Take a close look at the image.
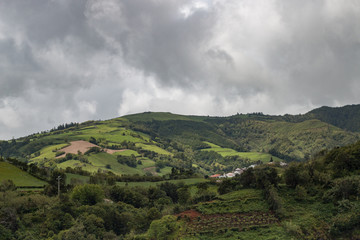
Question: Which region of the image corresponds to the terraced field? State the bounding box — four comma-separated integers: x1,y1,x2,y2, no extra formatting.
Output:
179,189,284,239
180,211,279,237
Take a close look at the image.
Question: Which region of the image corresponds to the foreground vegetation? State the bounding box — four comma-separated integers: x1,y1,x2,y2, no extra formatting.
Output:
1,139,360,239
1,105,360,239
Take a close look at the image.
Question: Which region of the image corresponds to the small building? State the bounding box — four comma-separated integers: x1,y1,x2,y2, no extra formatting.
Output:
226,173,235,178
210,174,221,178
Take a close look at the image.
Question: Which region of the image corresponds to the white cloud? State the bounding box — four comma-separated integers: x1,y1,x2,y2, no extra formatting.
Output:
0,101,21,129
0,0,360,139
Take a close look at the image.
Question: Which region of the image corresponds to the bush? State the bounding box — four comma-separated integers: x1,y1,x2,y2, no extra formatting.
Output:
265,185,285,218
294,185,308,201
323,175,360,202
55,151,65,157
0,180,16,192
84,147,102,155
147,215,181,240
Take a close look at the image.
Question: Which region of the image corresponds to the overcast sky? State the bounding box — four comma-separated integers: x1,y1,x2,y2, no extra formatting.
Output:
1,0,360,139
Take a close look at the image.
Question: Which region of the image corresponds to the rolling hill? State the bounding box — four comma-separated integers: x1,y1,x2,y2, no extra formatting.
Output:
0,104,359,176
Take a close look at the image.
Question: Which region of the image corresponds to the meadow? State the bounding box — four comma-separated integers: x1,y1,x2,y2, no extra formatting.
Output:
202,142,282,162
0,162,46,187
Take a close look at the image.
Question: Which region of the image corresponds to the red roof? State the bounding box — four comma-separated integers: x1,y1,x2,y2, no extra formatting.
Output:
210,174,221,178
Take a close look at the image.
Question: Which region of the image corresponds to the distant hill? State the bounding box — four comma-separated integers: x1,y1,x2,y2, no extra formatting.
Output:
306,104,360,132
0,104,359,175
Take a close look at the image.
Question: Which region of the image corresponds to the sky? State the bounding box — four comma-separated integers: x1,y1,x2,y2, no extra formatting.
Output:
1,0,360,139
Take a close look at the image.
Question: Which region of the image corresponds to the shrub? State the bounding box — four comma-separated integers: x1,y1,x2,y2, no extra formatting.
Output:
147,215,181,240
295,185,308,201
323,175,360,202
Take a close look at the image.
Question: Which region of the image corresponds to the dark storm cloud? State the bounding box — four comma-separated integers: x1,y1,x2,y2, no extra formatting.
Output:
0,0,360,139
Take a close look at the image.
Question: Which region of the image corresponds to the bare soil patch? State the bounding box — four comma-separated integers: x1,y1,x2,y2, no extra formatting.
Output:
56,140,127,158
60,141,98,155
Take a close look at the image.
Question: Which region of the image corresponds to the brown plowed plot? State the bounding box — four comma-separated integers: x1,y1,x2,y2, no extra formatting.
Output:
60,141,98,155
179,211,279,236
57,140,126,158
105,149,126,154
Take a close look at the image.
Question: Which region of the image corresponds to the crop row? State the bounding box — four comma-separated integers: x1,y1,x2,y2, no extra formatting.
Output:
182,212,278,236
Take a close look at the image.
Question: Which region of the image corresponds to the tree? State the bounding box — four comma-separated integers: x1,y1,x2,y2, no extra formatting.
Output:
284,163,310,188
0,180,16,192
71,184,104,205
159,182,178,203
177,187,190,204
44,170,66,196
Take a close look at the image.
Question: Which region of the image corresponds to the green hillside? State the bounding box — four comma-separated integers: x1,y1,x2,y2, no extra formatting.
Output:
1,104,360,178
0,161,46,187
307,104,360,132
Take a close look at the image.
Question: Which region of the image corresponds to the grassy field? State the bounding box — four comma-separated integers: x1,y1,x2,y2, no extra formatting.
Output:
65,173,90,185
113,149,140,157
136,143,173,156
203,142,282,162
0,162,46,187
88,152,144,175
30,143,69,162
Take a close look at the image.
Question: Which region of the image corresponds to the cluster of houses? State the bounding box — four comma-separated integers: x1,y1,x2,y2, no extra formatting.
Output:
210,162,288,179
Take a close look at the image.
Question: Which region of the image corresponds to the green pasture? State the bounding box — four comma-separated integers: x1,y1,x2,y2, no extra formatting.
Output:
87,152,144,175
0,162,46,187
57,160,100,173
113,149,140,157
31,143,69,161
136,159,155,169
203,142,282,162
136,143,173,156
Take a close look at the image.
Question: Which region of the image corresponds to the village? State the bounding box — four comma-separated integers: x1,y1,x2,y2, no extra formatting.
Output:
209,161,288,179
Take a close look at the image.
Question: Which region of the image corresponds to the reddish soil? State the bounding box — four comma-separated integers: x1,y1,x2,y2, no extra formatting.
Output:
56,140,127,158
176,210,202,219
60,141,97,155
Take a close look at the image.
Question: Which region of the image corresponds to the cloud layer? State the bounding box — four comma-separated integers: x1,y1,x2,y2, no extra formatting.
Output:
0,0,360,139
